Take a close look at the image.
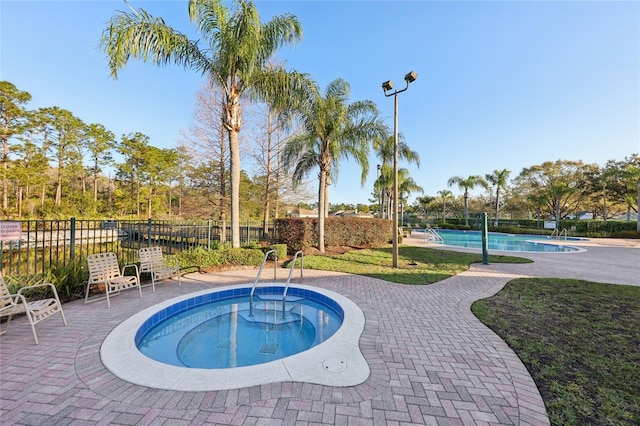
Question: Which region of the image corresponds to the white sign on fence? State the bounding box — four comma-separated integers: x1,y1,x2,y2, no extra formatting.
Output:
0,221,22,241
543,221,557,229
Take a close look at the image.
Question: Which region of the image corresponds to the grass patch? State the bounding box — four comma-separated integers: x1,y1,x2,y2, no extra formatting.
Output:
301,245,530,285
472,278,640,425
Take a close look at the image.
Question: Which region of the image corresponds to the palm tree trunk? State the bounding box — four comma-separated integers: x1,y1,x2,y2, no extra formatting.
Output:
464,190,469,226
324,183,329,218
495,187,500,226
318,168,327,252
229,129,241,248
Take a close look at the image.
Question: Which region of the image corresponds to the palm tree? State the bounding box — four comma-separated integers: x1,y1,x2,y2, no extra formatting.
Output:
398,170,423,225
415,195,436,225
485,169,510,226
447,175,488,226
437,189,454,223
282,78,385,252
373,132,420,219
101,0,307,247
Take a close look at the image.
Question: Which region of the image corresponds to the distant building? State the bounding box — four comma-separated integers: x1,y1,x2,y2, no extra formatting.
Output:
288,208,318,218
333,209,374,218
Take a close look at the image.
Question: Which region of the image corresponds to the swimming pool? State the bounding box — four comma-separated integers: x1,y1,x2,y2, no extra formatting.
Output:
422,229,584,252
101,284,369,391
136,286,343,369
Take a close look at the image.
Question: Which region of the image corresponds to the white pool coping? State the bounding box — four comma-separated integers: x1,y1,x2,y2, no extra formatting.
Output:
100,283,370,391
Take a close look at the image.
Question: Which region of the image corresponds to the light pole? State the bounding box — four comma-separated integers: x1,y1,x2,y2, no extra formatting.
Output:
377,164,383,218
382,70,417,268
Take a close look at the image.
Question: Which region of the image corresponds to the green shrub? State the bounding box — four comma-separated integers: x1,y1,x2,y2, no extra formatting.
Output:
175,246,264,271
438,222,470,230
275,217,391,250
268,244,288,259
610,230,640,239
275,218,317,252
49,257,88,299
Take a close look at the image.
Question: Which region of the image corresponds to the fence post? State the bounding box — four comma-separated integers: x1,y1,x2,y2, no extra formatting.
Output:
70,217,76,260
147,218,152,247
207,219,211,249
481,212,489,265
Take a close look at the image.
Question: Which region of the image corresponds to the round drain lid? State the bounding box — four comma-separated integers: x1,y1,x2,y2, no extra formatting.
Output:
323,358,346,372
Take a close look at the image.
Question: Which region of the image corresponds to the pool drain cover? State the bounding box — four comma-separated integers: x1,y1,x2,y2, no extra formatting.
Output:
323,358,346,373
259,342,279,354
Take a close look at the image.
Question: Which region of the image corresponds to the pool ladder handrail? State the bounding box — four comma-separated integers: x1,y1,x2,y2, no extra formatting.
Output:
249,249,277,317
424,226,443,243
282,250,304,306
550,228,568,240
249,250,304,318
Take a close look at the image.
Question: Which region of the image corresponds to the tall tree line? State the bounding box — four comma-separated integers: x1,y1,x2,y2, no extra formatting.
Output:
414,157,639,232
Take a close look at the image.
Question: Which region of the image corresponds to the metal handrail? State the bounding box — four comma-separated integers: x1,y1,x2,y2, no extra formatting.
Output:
550,228,568,240
424,226,443,242
249,249,277,316
282,250,304,304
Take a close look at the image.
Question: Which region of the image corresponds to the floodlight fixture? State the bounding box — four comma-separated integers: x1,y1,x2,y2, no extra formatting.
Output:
404,71,417,84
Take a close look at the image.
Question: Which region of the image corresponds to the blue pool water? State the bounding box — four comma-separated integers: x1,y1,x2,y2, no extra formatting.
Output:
136,286,343,369
428,229,581,252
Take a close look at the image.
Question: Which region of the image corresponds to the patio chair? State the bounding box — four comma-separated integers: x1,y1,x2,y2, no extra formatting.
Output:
138,247,181,292
0,273,67,344
85,252,141,308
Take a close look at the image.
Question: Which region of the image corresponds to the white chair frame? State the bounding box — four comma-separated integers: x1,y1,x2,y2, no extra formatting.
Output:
86,252,141,308
138,247,181,292
0,275,67,345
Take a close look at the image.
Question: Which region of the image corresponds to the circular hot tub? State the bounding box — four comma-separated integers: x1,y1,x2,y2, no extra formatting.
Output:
101,284,369,391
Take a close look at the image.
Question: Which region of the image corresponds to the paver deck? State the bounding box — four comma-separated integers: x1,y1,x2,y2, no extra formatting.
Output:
1,236,638,425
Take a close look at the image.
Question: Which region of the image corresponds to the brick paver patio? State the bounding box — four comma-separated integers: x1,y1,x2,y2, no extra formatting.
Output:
1,236,638,425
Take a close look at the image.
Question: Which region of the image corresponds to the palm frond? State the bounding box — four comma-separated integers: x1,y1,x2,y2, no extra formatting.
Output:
101,9,208,78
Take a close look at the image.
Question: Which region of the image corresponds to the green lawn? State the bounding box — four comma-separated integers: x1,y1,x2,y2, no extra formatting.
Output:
302,245,640,426
301,245,530,284
473,278,640,425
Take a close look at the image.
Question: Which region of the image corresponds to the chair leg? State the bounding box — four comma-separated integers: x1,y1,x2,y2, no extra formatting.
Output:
24,311,39,345
0,315,14,336
59,307,68,327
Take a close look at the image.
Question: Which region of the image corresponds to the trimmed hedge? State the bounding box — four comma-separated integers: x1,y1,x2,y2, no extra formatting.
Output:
275,217,392,251
175,246,265,272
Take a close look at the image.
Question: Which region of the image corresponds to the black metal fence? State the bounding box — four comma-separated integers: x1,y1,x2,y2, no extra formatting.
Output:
0,219,274,277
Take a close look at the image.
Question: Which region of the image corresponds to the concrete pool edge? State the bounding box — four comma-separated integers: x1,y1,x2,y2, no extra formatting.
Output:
100,283,370,391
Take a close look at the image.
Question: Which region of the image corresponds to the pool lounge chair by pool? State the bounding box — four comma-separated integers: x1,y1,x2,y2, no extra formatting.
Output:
0,273,67,344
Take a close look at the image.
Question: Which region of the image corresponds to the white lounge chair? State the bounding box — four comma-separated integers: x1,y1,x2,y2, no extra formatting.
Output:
138,247,181,292
0,273,67,344
86,252,141,307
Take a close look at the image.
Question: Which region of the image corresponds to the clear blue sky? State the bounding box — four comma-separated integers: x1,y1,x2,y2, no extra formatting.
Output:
2,0,639,207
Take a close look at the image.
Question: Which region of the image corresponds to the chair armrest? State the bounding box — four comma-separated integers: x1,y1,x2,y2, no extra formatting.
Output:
139,260,152,273
18,283,61,300
122,263,140,278
18,282,56,294
0,292,29,310
0,293,26,305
